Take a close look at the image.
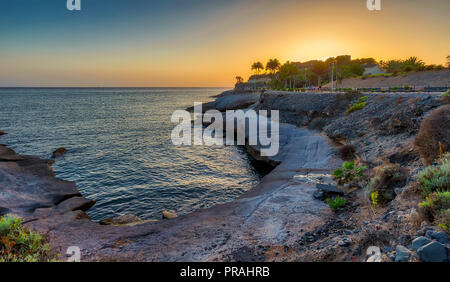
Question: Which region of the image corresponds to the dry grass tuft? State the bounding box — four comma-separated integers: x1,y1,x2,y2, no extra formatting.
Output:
338,144,356,161
367,163,409,204
414,105,450,165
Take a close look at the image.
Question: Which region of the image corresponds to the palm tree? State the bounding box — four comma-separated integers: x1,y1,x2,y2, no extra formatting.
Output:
447,55,450,68
265,58,281,75
403,56,425,72
251,61,264,75
235,76,244,84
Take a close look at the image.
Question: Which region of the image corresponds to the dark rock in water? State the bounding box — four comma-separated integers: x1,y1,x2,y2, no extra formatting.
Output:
426,231,450,245
52,147,67,158
0,131,6,136
417,241,448,262
100,214,142,226
412,236,432,252
162,210,178,219
314,184,344,200
395,245,411,262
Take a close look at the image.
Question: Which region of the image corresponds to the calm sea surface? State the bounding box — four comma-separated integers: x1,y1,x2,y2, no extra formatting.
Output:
0,88,266,220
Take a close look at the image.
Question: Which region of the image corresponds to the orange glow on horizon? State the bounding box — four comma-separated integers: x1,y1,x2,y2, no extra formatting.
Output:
1,0,449,87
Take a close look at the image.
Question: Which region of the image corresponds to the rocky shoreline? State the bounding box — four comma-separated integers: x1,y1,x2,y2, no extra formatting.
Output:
1,88,449,262
0,118,343,261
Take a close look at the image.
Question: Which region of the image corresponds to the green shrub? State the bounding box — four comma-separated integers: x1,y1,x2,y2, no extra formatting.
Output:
417,153,450,196
344,96,368,115
419,192,450,223
346,96,368,114
0,215,58,262
333,161,367,185
441,89,450,104
419,191,450,209
326,196,347,210
369,73,393,78
417,154,450,232
357,96,368,103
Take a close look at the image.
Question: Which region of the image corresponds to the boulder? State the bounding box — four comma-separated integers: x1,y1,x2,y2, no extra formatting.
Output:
426,231,450,245
0,145,81,218
395,245,411,262
99,214,142,226
0,131,6,136
412,236,432,252
55,197,96,213
52,147,67,158
162,210,178,219
417,241,448,262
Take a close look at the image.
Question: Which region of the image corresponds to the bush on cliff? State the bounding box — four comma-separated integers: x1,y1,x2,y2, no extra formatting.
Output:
441,89,450,104
417,154,450,232
326,196,347,210
366,163,409,204
0,215,57,262
346,96,368,114
333,161,367,186
414,105,450,165
417,153,450,196
419,192,450,230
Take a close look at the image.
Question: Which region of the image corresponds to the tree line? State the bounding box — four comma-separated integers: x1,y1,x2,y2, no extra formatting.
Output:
236,55,450,89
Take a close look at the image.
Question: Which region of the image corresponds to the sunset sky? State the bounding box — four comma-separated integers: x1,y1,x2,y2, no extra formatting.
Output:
1,0,449,87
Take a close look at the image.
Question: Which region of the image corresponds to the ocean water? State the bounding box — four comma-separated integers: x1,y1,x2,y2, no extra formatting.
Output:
0,88,267,220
